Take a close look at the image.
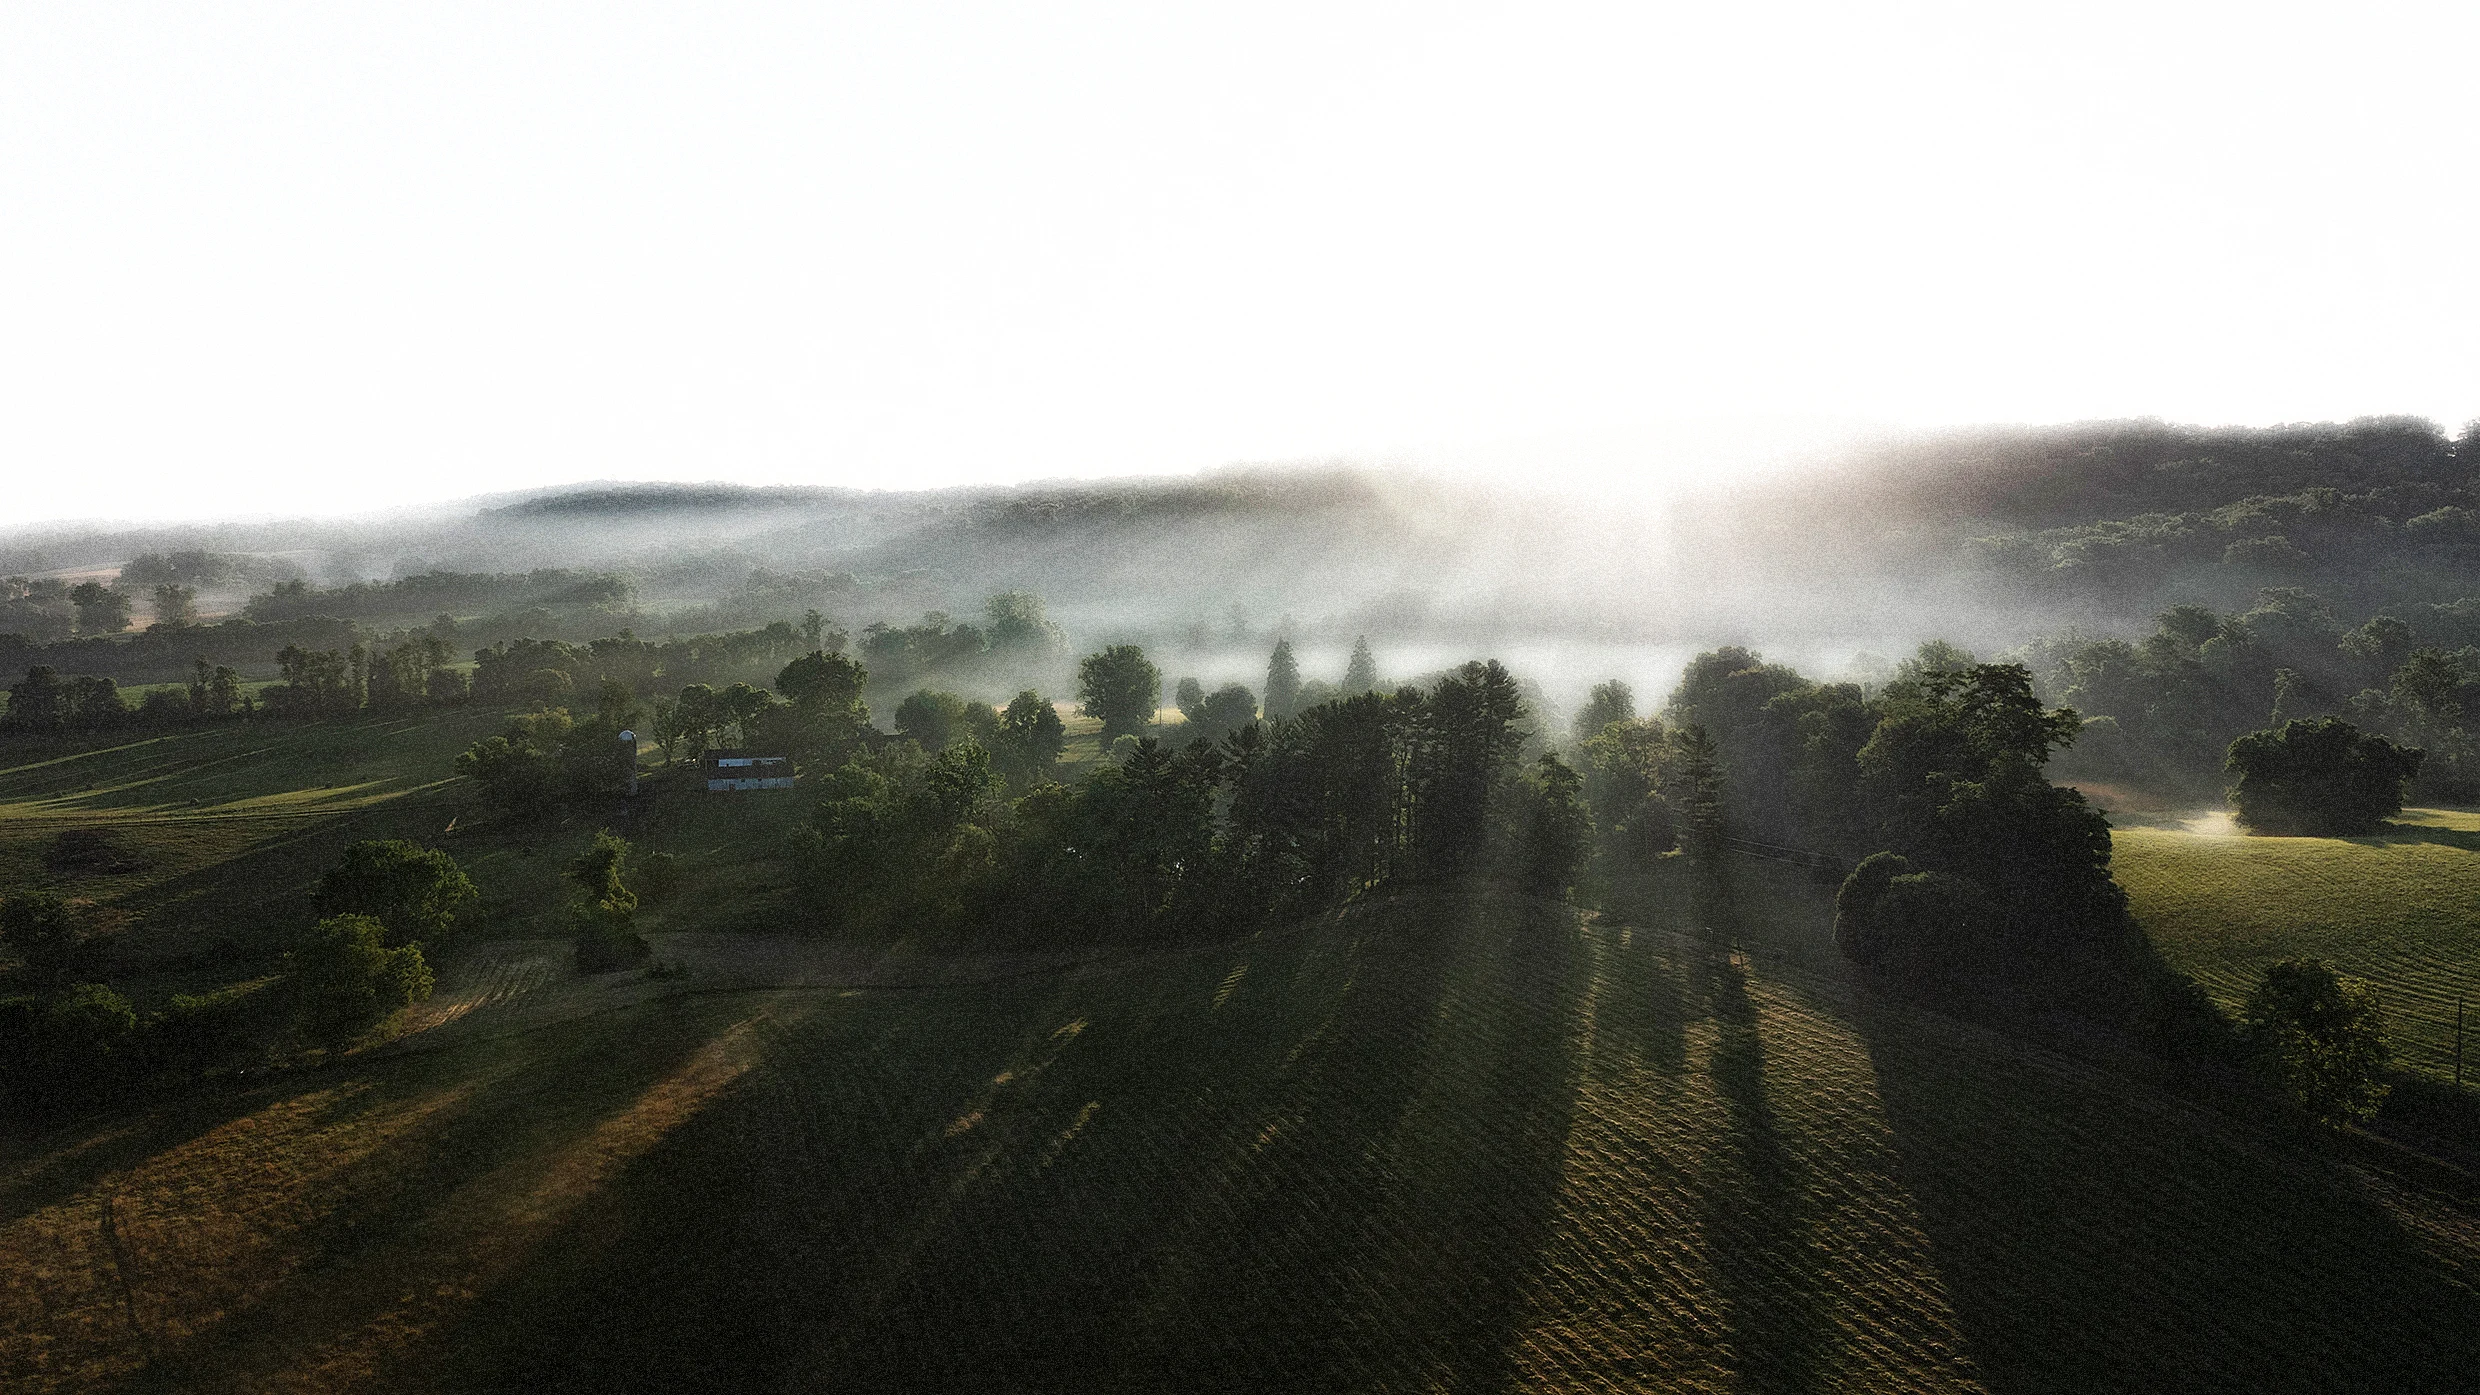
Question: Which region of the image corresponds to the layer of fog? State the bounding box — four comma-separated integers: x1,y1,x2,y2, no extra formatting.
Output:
0,436,2177,718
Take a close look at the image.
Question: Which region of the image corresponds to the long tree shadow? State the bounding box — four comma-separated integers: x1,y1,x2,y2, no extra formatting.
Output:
415,890,1589,1393
1855,982,2480,1393
1692,950,1834,1395
108,991,781,1393
2353,821,2480,853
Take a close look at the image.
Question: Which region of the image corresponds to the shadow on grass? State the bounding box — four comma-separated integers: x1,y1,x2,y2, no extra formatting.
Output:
2354,821,2480,853
1855,984,2480,1393
1692,944,1834,1395
112,993,770,1394
414,891,1589,1393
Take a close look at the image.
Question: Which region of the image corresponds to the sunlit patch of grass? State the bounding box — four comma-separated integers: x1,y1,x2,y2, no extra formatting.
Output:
0,996,788,1394
2118,808,2480,1078
0,1079,481,1392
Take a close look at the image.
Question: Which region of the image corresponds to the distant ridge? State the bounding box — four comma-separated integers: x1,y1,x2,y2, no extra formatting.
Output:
477,468,1394,523
481,483,870,518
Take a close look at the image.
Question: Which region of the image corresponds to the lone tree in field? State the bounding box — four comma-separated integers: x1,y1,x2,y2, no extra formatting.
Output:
990,690,1067,787
2225,718,2424,836
1077,645,1160,745
68,581,131,635
150,583,198,628
314,840,477,948
2245,957,2390,1129
1263,639,1303,722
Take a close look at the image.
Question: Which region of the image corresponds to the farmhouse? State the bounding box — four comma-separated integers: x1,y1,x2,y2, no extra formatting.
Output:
702,749,796,792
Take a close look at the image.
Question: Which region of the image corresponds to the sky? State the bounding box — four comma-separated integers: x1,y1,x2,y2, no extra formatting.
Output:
4,2,2478,522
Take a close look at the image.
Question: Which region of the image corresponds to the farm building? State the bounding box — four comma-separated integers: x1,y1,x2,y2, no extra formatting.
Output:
702,749,796,791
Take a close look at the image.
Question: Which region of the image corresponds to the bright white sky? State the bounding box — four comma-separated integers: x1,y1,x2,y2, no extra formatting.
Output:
5,2,2477,522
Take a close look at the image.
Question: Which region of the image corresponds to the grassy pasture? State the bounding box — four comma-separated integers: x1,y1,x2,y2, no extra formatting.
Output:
8,868,2480,1392
0,712,816,1001
2116,807,2480,1081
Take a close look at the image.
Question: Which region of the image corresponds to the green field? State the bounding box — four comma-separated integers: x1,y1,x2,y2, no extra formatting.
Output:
0,713,816,1005
9,723,2480,1391
2117,807,2480,1081
8,860,2480,1390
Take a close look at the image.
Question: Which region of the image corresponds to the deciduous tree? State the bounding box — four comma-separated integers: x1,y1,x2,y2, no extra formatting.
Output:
314,840,477,947
1078,645,1160,744
2246,957,2390,1128
2226,717,2424,836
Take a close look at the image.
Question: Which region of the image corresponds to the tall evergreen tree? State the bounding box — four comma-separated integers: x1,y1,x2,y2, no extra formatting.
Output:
1410,660,1525,878
1343,637,1378,696
1264,638,1303,721
1673,724,1726,866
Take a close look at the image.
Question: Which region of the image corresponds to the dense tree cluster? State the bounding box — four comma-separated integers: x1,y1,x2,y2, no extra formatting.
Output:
795,659,1582,944
120,548,297,591
244,569,634,623
457,689,644,814
1,838,466,1114
2224,719,2422,835
289,915,435,1047
1174,678,1259,745
266,637,470,717
858,592,1068,689
1612,644,2123,976
0,666,143,735
1,576,79,641
0,614,359,688
469,623,813,706
314,839,478,947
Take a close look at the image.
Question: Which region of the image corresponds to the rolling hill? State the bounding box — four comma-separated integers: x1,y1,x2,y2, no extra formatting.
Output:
9,860,2480,1392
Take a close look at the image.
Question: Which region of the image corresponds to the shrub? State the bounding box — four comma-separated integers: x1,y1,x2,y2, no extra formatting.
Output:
149,983,263,1075
2244,957,2390,1129
289,915,434,1047
1,891,83,989
43,982,137,1085
636,851,685,903
2,983,139,1110
2226,718,2425,836
1834,852,1999,973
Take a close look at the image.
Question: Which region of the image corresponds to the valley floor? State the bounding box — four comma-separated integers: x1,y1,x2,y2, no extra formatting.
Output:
8,869,2480,1393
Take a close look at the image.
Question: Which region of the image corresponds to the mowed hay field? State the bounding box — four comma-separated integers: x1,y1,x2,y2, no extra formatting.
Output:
2116,807,2480,1081
10,870,2480,1393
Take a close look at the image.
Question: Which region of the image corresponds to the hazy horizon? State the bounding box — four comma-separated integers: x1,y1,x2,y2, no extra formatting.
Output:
10,3,2480,522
